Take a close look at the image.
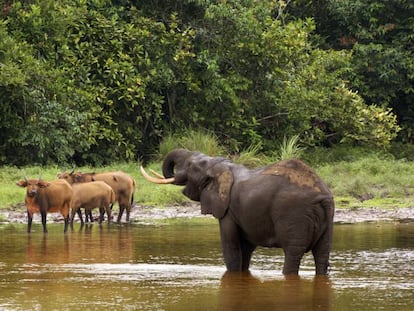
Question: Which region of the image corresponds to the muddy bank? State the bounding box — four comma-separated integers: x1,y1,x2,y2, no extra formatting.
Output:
1,202,414,225
131,203,414,224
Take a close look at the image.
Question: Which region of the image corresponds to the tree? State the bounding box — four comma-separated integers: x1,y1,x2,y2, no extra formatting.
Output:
1,1,101,165
288,0,414,143
0,0,403,165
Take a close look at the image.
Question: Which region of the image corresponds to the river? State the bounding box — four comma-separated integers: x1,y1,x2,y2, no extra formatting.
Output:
0,220,413,310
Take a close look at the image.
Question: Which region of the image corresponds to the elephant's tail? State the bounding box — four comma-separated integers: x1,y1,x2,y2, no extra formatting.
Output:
321,195,335,255
321,196,335,219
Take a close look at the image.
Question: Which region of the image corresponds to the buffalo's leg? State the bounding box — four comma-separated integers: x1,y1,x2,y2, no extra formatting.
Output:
70,209,77,225
99,207,105,224
61,204,70,234
77,209,84,225
105,205,112,225
27,210,33,233
40,211,48,233
86,208,93,223
125,205,131,223
63,216,69,233
117,204,125,223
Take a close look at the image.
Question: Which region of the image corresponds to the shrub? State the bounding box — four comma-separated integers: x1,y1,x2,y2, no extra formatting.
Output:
158,128,226,159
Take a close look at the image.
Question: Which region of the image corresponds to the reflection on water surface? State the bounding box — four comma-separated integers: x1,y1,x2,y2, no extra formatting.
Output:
0,221,413,310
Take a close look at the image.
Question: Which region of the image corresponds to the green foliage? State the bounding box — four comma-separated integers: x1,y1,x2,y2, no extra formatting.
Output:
0,0,410,166
276,48,400,148
302,145,390,166
0,1,103,165
390,142,414,161
277,135,304,160
232,143,271,168
62,4,196,162
159,129,226,159
288,0,414,143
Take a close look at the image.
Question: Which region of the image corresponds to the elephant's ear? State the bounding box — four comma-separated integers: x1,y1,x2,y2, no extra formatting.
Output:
200,166,233,219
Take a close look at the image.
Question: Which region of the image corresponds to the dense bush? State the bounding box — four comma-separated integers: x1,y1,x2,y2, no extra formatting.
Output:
288,0,414,143
0,0,409,166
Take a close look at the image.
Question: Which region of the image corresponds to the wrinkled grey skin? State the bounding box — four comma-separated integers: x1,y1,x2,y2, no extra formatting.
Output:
161,149,335,275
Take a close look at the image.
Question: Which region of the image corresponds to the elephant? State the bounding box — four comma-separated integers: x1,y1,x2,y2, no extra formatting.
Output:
140,149,335,275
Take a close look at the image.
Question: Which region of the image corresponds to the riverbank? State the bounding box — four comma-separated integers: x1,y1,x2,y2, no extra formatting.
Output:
1,202,414,225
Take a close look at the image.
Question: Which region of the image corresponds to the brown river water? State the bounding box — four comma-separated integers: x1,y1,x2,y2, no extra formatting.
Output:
0,220,413,310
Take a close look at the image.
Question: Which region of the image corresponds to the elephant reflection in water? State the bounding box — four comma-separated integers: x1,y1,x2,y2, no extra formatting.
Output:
218,272,332,311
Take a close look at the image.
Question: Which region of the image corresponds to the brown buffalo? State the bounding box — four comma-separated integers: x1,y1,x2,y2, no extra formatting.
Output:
16,178,73,233
70,181,116,225
58,170,135,223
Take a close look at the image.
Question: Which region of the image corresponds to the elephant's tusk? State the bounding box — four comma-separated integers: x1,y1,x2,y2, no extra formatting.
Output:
150,169,165,179
140,166,175,184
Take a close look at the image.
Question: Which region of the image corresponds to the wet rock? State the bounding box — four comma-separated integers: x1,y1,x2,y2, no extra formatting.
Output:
334,207,414,224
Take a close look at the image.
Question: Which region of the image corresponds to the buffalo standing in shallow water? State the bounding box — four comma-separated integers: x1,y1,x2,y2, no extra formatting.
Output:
16,178,72,233
70,181,116,225
58,170,135,223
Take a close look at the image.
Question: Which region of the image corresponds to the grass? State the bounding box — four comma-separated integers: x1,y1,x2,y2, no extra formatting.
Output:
277,135,304,160
1,162,188,210
1,130,414,211
159,128,226,159
317,156,414,209
3,154,414,212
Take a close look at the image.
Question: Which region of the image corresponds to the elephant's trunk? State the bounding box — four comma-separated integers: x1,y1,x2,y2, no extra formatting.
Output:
162,149,193,179
140,149,194,185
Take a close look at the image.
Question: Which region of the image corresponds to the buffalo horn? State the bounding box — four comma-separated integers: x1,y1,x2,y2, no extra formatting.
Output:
140,166,175,184
70,165,76,174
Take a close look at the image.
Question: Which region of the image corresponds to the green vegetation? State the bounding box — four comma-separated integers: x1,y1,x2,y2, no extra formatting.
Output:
158,129,226,159
2,131,414,211
1,1,413,212
1,0,411,166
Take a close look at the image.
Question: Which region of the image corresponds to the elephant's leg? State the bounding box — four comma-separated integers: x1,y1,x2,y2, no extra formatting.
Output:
219,216,244,271
280,218,315,275
282,245,306,275
240,240,256,271
312,229,332,275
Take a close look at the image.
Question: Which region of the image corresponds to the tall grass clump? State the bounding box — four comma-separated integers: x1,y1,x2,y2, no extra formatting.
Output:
233,136,304,168
158,128,226,159
276,135,304,161
232,143,270,168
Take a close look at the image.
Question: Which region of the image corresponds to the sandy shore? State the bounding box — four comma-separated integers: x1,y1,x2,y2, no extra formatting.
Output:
1,202,414,225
